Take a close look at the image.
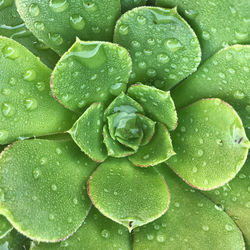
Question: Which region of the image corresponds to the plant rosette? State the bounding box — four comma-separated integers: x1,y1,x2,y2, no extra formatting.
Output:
0,0,249,249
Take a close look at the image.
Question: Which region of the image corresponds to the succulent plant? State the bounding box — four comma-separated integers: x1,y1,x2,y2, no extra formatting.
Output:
0,0,249,249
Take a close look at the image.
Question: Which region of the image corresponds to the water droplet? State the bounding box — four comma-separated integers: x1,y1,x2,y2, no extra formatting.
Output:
51,184,57,191
49,214,55,220
225,224,233,231
1,88,11,96
29,3,40,17
36,82,46,91
157,53,169,64
24,98,38,111
48,33,63,46
118,25,128,35
164,38,182,52
83,0,97,11
33,168,40,179
23,69,37,81
34,21,45,31
40,157,47,165
137,15,147,25
192,166,198,173
2,102,15,117
131,40,140,48
109,82,126,96
49,0,69,12
157,234,166,242
197,149,204,157
101,229,110,238
70,14,85,30
2,46,19,59
184,9,198,19
234,90,245,100
146,68,156,77
214,204,224,211
235,30,248,40
73,198,78,205
202,31,210,40
202,225,209,231
180,126,186,133
147,234,154,240
0,130,8,143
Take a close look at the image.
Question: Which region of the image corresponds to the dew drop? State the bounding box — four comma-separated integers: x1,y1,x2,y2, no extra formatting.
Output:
34,21,45,31
2,46,19,59
49,0,69,13
33,168,40,179
83,0,97,11
29,3,40,17
225,224,233,231
233,90,245,100
51,184,57,191
164,38,182,52
24,98,38,111
23,69,37,81
202,225,209,231
157,234,166,243
101,229,110,238
157,53,169,64
197,149,204,157
118,25,128,35
147,234,154,240
235,30,248,40
49,214,55,220
36,82,46,91
146,68,156,77
48,33,63,46
109,82,126,96
202,31,210,40
70,14,85,30
137,15,147,25
2,102,15,117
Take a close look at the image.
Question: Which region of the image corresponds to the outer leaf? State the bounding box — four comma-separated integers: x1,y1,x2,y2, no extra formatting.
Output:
16,0,121,55
167,99,249,190
0,1,59,68
0,139,98,242
172,45,250,138
0,215,12,239
129,123,175,167
156,0,250,61
121,0,147,13
128,84,177,130
0,36,75,145
69,103,107,162
30,207,131,250
51,40,132,112
0,229,30,250
133,166,245,250
103,125,134,158
104,92,144,118
114,7,201,90
88,158,170,231
204,157,250,248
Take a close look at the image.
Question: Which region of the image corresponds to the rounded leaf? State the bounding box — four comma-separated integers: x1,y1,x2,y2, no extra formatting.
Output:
88,158,170,231
114,6,201,90
128,84,177,130
204,157,250,248
16,0,121,55
51,40,132,112
133,166,245,250
0,139,98,242
0,1,58,68
30,207,131,250
167,99,249,190
172,45,250,138
69,103,107,162
156,0,250,61
0,36,75,145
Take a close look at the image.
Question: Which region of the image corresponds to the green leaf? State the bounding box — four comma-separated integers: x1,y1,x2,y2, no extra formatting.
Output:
0,215,12,239
51,40,132,112
156,0,250,61
0,229,30,250
114,7,201,90
30,207,131,250
88,158,170,231
137,114,156,145
167,99,249,190
104,92,144,118
103,125,134,158
0,36,75,145
0,139,98,242
69,103,107,163
128,84,177,130
129,123,175,167
204,157,250,248
0,1,59,68
16,0,121,55
172,45,250,138
133,165,245,250
121,0,147,13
